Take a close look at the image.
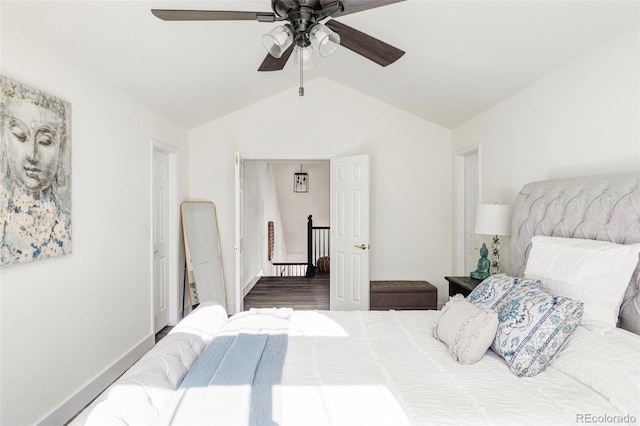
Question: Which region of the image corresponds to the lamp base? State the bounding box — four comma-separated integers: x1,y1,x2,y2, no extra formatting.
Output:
491,235,501,274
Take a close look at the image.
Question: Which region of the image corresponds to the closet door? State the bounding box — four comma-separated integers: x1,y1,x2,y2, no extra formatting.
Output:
153,148,169,332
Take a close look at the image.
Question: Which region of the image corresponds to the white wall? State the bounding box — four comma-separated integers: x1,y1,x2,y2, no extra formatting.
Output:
242,161,288,289
262,163,288,273
452,26,640,274
189,78,452,313
0,20,189,425
271,161,329,261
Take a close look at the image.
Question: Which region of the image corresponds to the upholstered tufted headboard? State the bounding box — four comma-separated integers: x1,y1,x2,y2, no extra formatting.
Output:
510,172,640,334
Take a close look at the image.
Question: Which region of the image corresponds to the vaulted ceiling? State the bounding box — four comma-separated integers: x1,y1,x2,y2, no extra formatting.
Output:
3,1,638,129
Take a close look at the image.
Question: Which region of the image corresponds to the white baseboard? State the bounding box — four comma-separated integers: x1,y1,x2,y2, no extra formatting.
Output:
37,335,155,425
243,275,261,298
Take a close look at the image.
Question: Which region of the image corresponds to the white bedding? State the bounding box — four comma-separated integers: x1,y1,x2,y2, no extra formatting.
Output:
150,308,639,426
282,310,638,425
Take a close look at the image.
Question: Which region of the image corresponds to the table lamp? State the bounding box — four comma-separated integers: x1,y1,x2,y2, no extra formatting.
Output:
474,204,512,275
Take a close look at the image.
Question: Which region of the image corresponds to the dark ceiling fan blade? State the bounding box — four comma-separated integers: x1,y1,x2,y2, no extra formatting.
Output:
151,9,276,22
320,0,404,17
258,45,295,71
325,20,404,66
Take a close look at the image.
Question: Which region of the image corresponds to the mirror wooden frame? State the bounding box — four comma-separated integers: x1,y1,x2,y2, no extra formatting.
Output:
180,201,227,311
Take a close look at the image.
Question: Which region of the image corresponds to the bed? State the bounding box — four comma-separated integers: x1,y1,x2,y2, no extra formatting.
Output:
73,172,640,425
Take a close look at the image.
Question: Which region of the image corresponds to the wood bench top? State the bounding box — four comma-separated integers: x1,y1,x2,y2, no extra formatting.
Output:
370,280,437,293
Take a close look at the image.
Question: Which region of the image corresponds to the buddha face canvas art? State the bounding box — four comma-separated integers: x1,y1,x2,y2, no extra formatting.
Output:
0,75,72,266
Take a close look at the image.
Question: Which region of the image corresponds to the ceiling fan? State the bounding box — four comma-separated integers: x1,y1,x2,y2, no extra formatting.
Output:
151,0,406,95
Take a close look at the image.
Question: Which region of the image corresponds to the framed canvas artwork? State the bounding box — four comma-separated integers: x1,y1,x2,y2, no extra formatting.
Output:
0,75,72,266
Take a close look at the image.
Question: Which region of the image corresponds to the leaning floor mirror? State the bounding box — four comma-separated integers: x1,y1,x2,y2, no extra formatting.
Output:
180,202,227,311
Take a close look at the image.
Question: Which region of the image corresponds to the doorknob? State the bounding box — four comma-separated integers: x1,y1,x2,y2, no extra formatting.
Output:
154,249,159,255
354,244,370,250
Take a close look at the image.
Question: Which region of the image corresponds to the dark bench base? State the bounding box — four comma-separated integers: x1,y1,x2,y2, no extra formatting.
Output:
370,280,438,310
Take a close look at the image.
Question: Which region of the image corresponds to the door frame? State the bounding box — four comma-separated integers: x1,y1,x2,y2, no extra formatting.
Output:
151,139,180,326
454,143,481,275
235,153,333,314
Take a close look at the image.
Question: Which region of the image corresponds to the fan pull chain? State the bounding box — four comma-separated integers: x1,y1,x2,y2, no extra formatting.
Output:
299,47,304,96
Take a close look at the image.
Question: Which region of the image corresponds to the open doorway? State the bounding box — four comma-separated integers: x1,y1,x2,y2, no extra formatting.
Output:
241,159,330,310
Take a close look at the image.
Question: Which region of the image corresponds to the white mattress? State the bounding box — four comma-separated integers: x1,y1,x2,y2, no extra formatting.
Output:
77,306,640,425
276,310,639,425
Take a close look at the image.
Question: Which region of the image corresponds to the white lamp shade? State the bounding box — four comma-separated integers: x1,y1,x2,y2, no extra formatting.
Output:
475,204,512,236
262,25,294,58
309,23,340,57
293,45,315,70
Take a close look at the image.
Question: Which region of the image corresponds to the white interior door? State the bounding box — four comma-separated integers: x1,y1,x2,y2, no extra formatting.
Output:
330,154,370,311
234,153,244,314
152,148,170,333
464,151,480,274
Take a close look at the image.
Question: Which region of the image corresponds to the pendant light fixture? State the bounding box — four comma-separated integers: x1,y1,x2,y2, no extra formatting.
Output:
294,164,309,193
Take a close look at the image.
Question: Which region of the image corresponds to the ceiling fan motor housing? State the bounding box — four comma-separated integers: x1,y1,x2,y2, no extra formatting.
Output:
271,0,331,17
290,9,316,46
151,0,405,73
272,0,343,37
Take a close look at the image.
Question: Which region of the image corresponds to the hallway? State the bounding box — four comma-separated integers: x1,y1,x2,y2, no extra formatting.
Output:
244,273,330,310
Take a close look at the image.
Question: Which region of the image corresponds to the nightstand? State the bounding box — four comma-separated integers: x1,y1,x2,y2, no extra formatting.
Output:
445,276,482,298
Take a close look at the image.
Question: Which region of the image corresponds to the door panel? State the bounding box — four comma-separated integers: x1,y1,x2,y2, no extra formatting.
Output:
330,154,370,310
153,149,170,333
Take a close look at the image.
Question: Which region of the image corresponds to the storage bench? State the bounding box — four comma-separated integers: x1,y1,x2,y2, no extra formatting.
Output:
370,280,437,310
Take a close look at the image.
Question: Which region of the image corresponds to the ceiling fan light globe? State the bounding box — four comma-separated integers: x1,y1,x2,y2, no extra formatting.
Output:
262,25,294,58
293,45,315,70
309,23,341,57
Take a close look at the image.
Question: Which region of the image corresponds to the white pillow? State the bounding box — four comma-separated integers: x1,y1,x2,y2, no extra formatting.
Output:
525,236,640,333
433,295,498,364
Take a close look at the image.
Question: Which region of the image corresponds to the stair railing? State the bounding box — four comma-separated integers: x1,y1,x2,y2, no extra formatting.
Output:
306,215,330,277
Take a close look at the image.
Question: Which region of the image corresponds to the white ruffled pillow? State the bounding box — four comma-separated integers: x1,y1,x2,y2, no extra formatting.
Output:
433,295,498,364
525,236,640,333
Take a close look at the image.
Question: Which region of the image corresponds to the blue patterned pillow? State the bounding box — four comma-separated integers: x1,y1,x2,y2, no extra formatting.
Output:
492,285,583,377
467,274,542,311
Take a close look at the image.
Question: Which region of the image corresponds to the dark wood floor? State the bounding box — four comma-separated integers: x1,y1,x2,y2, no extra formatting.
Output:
155,326,173,343
244,273,329,310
